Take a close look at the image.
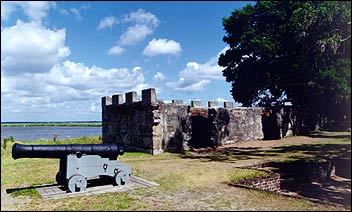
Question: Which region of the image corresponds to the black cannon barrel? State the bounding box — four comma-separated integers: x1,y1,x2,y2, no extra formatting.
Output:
12,143,124,160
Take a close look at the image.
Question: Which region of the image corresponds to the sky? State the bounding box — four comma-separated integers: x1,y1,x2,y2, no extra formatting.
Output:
1,1,254,122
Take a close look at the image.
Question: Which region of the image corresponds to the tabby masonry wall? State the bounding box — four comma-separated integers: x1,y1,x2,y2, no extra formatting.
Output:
102,88,264,154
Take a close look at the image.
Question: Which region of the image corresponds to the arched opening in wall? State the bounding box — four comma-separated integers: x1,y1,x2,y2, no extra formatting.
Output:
189,109,213,148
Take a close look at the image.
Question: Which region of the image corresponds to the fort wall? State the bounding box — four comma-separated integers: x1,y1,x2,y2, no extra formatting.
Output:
102,88,290,154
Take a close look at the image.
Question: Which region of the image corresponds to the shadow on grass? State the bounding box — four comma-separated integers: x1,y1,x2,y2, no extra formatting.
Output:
6,184,56,198
181,146,278,163
269,143,351,158
181,142,351,164
6,184,58,194
182,138,351,209
309,133,351,140
280,177,351,208
6,177,117,195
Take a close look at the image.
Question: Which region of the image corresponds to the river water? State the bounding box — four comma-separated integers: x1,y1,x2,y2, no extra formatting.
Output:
1,126,102,142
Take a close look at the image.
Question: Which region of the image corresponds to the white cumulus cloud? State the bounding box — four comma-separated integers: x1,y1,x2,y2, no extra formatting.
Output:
59,4,89,21
179,60,222,80
2,60,148,107
166,78,210,93
1,1,55,22
1,20,70,75
119,24,154,46
153,72,166,82
143,38,182,56
123,8,159,27
1,18,148,115
59,8,69,15
1,1,17,20
107,9,160,56
98,16,119,30
216,98,227,103
107,45,124,56
165,46,229,93
23,1,56,22
90,102,100,113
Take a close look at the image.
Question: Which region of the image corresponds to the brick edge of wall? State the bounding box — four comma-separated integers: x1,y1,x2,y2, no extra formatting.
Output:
229,168,281,192
228,162,351,209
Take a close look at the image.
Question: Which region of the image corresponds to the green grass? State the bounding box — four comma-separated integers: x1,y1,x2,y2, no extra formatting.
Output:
1,132,350,211
228,168,269,182
2,135,103,145
9,188,41,198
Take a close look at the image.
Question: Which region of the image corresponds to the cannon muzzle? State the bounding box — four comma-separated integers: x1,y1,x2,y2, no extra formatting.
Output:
12,143,124,160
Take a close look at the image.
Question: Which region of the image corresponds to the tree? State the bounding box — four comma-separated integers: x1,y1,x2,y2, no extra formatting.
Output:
218,1,351,132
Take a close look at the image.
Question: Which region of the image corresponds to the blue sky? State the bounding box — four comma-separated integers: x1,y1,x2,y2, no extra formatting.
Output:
1,1,254,122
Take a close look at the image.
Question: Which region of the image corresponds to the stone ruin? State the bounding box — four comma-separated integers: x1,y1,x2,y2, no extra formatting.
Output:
102,88,294,154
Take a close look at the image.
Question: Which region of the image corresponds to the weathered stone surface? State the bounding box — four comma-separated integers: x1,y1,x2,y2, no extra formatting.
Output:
207,107,264,146
191,100,202,108
208,101,218,108
102,96,112,107
112,94,123,105
102,88,292,155
159,104,191,153
172,100,183,105
125,91,137,104
142,88,157,104
224,102,233,108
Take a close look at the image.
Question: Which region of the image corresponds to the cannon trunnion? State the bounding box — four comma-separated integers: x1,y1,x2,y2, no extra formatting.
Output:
12,143,131,193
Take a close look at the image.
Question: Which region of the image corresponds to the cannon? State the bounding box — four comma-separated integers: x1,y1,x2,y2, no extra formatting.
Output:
12,143,131,193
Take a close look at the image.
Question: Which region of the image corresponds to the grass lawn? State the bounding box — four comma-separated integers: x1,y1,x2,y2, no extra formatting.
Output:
1,132,350,211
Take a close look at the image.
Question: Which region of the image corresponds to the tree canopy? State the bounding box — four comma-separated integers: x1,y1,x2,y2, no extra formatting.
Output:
218,1,351,131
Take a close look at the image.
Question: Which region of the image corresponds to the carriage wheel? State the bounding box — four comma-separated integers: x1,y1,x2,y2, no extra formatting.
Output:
114,171,130,186
68,174,87,193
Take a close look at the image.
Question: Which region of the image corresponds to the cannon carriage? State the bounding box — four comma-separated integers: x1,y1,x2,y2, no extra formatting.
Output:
12,143,131,193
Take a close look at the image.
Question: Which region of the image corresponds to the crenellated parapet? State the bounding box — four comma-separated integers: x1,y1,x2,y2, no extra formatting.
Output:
101,88,161,154
102,88,242,114
102,88,160,115
102,88,290,155
112,94,123,105
102,88,158,107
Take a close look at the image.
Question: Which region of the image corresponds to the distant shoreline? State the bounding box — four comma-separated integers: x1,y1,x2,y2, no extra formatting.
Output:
1,122,102,127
